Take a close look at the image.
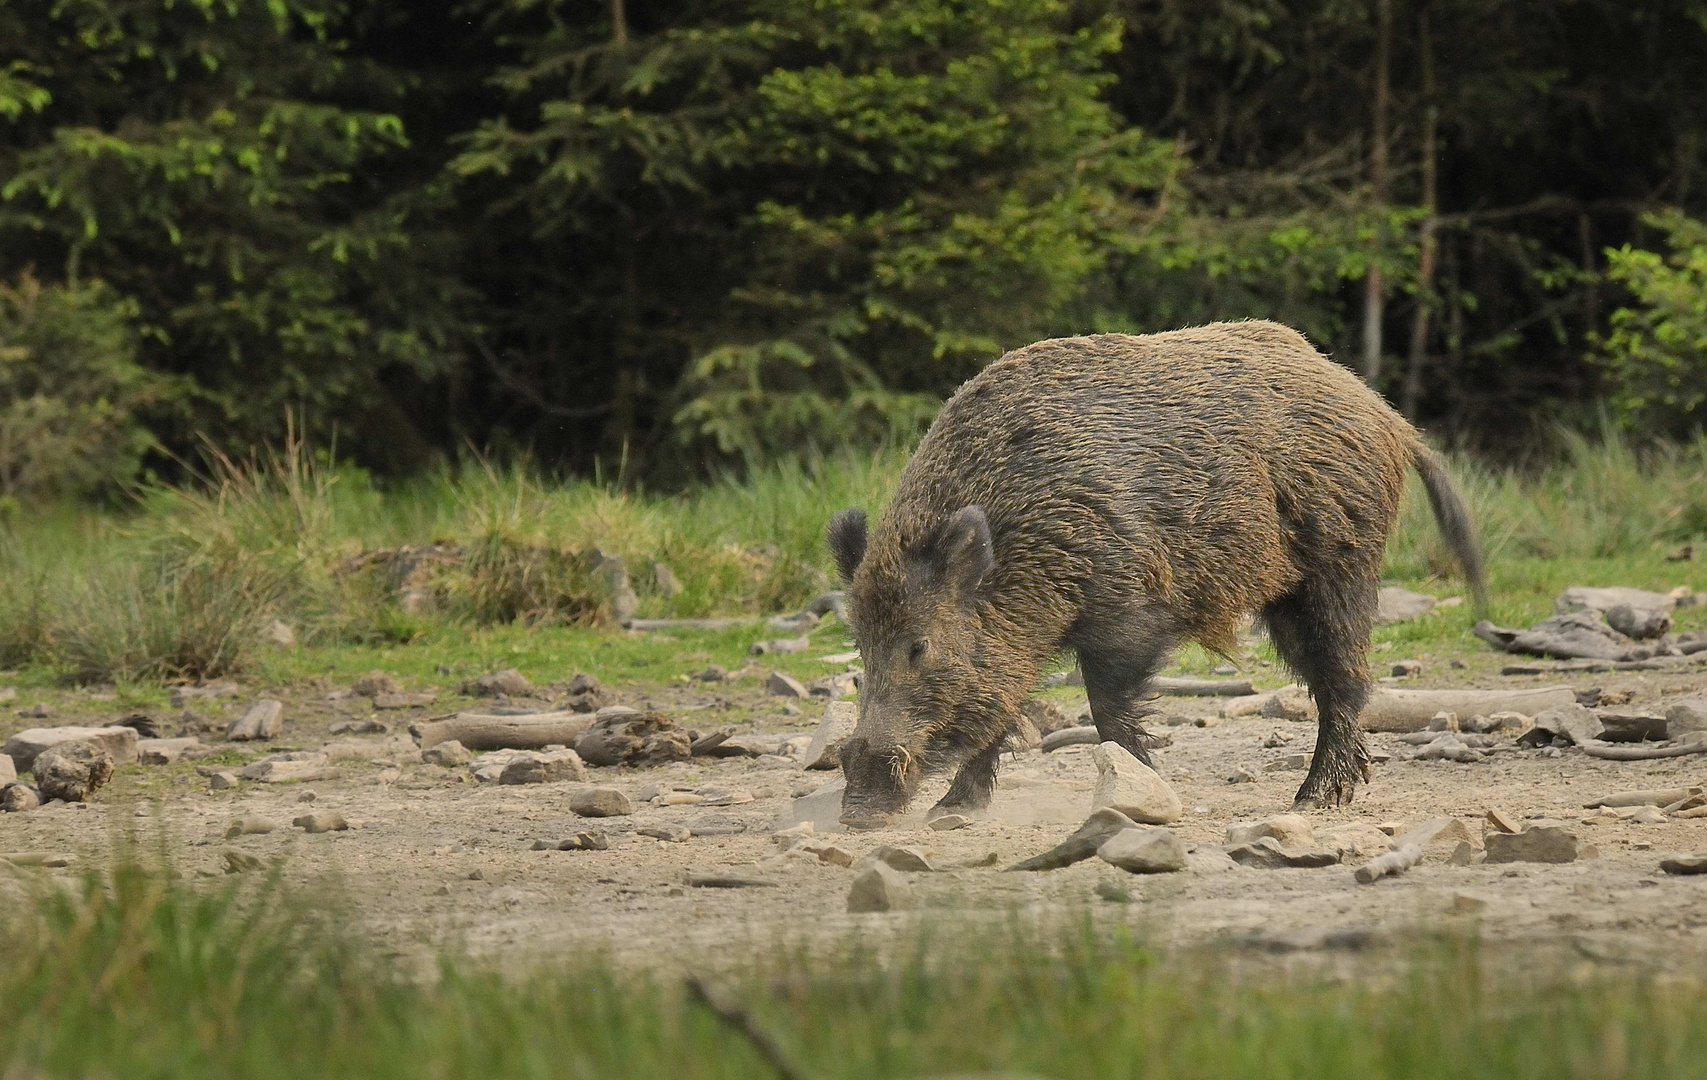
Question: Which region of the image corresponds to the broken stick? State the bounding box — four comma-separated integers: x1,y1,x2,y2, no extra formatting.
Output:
1354,818,1456,885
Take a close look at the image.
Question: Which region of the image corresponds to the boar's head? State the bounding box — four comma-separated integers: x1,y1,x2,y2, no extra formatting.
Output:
826,504,998,829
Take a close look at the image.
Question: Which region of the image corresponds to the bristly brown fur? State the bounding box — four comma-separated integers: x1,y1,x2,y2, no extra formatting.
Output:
835,320,1486,821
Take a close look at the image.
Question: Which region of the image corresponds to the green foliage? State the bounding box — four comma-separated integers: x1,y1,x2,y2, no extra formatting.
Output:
1600,210,1707,434
0,0,473,458
0,273,163,500
8,852,1707,1078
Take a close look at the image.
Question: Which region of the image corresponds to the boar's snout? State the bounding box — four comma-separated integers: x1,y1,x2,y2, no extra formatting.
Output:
837,736,918,830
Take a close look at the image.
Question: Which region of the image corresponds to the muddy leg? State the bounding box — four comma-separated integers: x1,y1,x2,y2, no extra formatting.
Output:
1262,569,1377,808
930,741,1003,817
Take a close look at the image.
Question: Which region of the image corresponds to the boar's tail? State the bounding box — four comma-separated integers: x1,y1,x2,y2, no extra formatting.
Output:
1409,443,1488,615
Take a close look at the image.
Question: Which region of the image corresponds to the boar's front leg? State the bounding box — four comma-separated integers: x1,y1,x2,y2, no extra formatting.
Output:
1076,630,1177,767
929,741,1004,818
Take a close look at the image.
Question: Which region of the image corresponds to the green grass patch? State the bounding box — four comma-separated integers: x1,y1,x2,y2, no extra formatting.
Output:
1,429,1706,686
4,851,1707,1079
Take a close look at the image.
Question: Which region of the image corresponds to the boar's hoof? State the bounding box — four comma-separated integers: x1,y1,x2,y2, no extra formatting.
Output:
840,810,895,831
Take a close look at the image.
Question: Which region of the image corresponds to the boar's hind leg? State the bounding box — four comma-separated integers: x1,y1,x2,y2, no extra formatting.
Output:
931,742,1004,817
1263,570,1377,808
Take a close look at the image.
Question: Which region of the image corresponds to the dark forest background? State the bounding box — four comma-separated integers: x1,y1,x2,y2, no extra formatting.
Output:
3,0,1707,496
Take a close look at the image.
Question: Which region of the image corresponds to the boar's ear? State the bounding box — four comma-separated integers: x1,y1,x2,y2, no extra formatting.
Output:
931,505,994,601
827,508,868,583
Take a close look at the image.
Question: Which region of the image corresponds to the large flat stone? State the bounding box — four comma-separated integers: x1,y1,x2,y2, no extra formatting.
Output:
1090,742,1181,824
804,700,857,769
1484,822,1585,864
2,726,138,773
1097,827,1186,873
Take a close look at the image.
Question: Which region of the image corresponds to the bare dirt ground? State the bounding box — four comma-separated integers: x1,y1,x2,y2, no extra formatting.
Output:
8,656,1707,974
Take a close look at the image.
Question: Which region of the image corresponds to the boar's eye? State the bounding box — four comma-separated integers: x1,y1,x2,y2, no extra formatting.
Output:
908,640,928,666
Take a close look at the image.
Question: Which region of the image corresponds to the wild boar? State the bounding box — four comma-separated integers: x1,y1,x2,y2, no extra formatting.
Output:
827,321,1483,828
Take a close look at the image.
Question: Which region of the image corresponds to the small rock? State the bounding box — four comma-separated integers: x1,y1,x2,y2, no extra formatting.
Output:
1390,659,1423,678
651,561,683,597
1096,827,1186,874
292,812,349,834
1006,808,1138,871
1,783,41,812
781,777,847,832
1260,686,1316,722
1263,753,1312,772
1660,853,1707,875
1226,766,1258,784
373,692,437,710
866,845,936,872
1484,822,1584,864
809,671,861,700
1377,586,1438,624
695,665,729,683
574,711,690,767
767,671,809,698
1630,806,1667,824
2,726,138,773
224,816,276,838
1428,711,1458,732
558,832,609,851
1665,699,1707,738
137,737,201,765
750,635,811,656
1485,808,1523,834
1226,814,1317,849
206,770,239,791
570,787,633,817
226,699,284,742
33,743,115,802
221,849,264,873
637,824,691,843
1224,836,1341,869
353,672,402,697
1448,892,1489,914
1447,842,1477,866
813,844,855,867
1260,730,1292,749
1607,604,1671,640
0,754,14,784
422,740,474,767
499,749,587,785
17,702,50,719
472,669,532,697
847,864,911,912
1090,742,1182,824
928,813,972,831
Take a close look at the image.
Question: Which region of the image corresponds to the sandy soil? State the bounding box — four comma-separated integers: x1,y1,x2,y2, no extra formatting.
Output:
7,659,1707,973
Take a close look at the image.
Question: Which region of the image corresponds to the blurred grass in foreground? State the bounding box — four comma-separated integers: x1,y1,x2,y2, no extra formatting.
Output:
0,428,1705,684
3,851,1707,1080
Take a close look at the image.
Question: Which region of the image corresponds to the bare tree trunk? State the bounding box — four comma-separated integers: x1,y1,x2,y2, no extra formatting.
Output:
1578,211,1599,333
611,0,628,46
1401,5,1438,420
1362,0,1393,384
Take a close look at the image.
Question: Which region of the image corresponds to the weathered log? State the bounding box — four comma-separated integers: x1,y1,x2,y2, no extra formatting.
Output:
1577,737,1707,761
1358,685,1576,733
415,711,598,751
1040,726,1101,752
1584,786,1702,809
1149,677,1256,697
621,618,759,631
1353,818,1456,884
